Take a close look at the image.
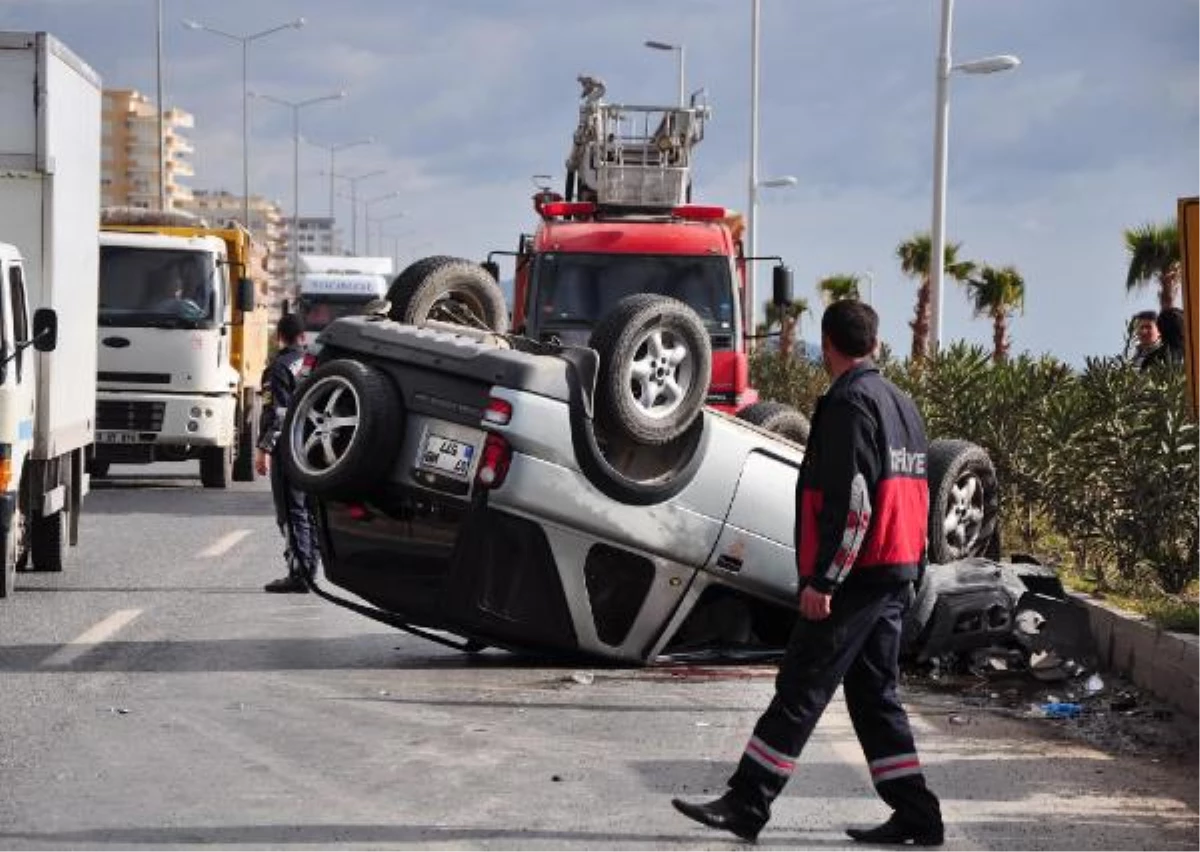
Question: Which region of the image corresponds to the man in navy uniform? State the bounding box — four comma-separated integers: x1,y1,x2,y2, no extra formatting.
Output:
672,300,944,846
257,314,319,593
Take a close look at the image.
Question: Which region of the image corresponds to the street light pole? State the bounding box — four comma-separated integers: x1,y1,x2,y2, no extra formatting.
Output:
644,40,686,107
156,0,166,210
251,90,346,287
927,0,1019,355
367,212,405,256
746,0,760,337
362,192,400,254
327,169,386,254
305,137,372,218
183,16,305,228
928,0,955,359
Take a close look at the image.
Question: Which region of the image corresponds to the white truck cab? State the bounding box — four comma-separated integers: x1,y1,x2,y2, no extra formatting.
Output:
96,231,241,486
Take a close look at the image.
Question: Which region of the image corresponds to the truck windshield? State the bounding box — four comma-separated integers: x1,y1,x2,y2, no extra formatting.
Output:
297,298,372,332
534,253,735,335
99,246,218,329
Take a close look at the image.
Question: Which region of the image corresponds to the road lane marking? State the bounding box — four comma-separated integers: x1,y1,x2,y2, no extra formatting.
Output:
41,608,142,667
197,529,253,559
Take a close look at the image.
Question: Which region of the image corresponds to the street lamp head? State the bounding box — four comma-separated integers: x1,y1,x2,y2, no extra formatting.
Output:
954,54,1021,75
644,40,678,51
759,175,798,189
291,17,306,29
181,19,202,30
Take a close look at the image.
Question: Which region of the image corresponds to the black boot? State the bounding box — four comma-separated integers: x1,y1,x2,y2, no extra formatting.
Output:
846,814,944,846
263,573,309,593
672,793,766,843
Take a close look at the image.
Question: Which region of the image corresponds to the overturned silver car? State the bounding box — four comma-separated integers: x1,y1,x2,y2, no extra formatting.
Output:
282,280,1013,664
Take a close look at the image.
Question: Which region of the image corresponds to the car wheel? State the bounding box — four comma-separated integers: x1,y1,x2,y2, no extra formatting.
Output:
29,509,67,573
386,256,509,332
736,401,810,446
926,439,999,564
280,359,402,495
0,506,19,598
199,444,232,489
589,294,711,446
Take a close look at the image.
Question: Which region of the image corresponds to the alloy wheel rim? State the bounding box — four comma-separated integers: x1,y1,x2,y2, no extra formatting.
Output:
289,375,362,477
624,325,695,422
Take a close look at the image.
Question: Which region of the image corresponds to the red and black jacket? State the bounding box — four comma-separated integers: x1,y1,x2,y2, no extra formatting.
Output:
796,363,929,593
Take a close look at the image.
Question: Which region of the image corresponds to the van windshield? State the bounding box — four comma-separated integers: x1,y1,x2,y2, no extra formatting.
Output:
99,246,218,329
534,253,735,336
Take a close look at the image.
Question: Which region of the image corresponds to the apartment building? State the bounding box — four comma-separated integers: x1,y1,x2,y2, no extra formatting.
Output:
101,89,194,210
293,216,341,256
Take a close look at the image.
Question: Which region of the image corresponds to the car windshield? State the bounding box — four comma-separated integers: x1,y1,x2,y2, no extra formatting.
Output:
534,253,735,335
99,246,218,329
298,298,372,332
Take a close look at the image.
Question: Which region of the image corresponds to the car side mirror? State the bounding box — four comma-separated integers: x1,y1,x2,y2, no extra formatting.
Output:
237,276,256,313
33,308,58,352
481,260,501,281
772,264,793,307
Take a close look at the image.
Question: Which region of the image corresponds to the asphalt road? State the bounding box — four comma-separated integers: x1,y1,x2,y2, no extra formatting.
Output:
0,464,1196,850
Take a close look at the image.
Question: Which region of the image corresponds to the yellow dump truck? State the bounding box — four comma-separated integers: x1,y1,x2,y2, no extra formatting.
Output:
96,209,270,486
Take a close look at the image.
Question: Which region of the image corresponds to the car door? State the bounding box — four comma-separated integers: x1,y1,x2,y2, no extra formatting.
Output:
705,448,802,606
3,259,36,483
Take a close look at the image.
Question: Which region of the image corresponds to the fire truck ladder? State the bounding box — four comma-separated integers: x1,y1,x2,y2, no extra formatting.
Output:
565,78,709,210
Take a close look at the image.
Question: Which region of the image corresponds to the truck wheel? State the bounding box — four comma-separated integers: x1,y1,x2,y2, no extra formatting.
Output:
590,294,711,446
279,359,402,495
233,396,260,482
200,445,233,489
387,256,509,332
0,508,18,598
30,509,66,573
926,439,999,564
736,401,810,446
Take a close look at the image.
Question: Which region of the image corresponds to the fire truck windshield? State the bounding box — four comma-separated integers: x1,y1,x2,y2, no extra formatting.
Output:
534,253,734,335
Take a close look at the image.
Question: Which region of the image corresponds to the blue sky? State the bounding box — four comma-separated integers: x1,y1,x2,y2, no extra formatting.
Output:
3,0,1197,364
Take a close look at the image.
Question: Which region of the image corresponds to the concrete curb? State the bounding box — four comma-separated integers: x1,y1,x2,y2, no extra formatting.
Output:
1070,591,1199,719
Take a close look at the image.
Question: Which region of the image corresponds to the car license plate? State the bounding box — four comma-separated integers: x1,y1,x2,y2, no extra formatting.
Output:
420,433,475,479
96,430,146,445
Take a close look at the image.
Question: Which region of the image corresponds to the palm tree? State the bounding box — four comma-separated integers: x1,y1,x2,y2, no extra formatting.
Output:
760,297,809,359
817,274,861,305
1124,222,1180,310
896,232,975,360
966,264,1025,363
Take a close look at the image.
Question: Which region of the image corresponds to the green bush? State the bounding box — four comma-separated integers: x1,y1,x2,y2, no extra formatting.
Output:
750,346,1199,597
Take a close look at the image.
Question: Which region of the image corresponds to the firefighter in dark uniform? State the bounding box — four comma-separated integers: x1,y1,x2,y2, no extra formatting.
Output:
258,314,319,593
672,300,945,846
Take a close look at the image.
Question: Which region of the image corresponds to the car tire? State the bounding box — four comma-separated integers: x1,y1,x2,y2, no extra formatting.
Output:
736,401,810,446
29,509,66,573
233,397,260,483
0,507,18,598
280,359,402,495
86,459,110,479
200,444,232,489
589,294,711,446
926,439,999,564
386,256,509,332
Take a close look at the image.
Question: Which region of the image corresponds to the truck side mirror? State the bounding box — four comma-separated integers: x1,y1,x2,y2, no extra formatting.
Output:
33,308,58,353
772,264,794,307
237,277,256,313
481,260,501,281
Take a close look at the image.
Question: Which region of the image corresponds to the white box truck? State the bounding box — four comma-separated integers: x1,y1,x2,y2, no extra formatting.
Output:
0,31,100,596
294,254,391,333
